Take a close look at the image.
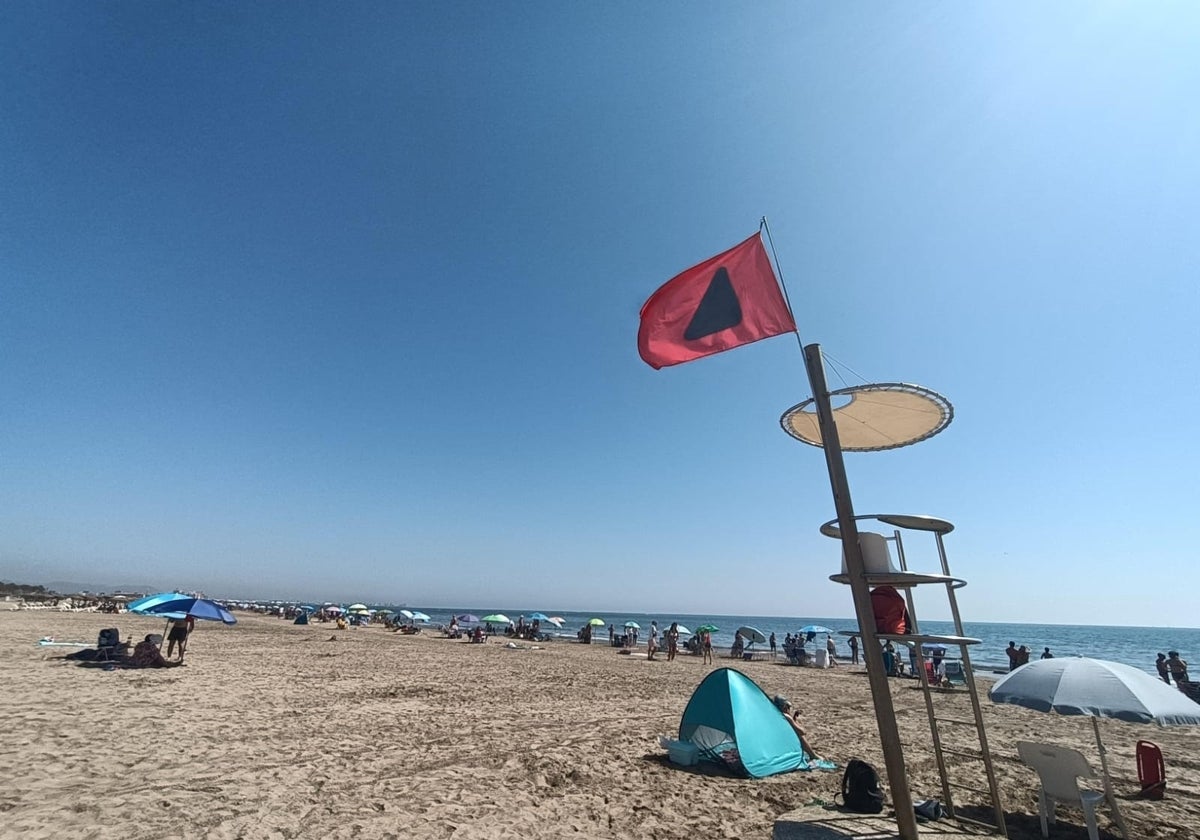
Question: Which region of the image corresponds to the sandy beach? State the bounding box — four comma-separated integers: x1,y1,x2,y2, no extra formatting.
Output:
2,608,1196,840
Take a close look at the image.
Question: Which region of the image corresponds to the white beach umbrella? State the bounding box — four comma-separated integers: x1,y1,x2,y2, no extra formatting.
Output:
990,656,1200,838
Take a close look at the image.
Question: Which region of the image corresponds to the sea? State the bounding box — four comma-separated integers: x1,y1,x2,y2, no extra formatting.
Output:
379,607,1199,678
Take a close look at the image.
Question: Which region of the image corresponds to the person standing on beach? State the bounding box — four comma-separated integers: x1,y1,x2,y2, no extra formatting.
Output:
166,614,194,661
769,632,777,659
826,636,837,666
848,635,859,664
1167,651,1189,684
702,630,713,664
647,621,659,660
666,622,680,661
1006,641,1019,671
1156,653,1171,683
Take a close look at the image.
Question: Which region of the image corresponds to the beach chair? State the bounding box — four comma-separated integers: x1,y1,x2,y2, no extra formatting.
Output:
95,628,127,661
1017,741,1106,840
942,660,966,686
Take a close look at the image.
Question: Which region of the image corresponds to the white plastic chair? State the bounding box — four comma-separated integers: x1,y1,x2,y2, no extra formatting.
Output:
1017,741,1107,840
840,531,901,575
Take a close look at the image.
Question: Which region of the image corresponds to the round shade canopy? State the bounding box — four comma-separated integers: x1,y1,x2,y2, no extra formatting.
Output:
780,383,953,452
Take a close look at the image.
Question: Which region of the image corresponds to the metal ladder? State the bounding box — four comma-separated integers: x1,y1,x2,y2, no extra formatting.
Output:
888,527,1008,837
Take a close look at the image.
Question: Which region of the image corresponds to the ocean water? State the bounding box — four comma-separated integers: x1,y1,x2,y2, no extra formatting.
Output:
386,607,1200,678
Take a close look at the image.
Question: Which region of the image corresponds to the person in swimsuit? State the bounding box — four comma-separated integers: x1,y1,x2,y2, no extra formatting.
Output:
132,635,182,668
772,696,824,761
1167,651,1190,684
166,615,195,661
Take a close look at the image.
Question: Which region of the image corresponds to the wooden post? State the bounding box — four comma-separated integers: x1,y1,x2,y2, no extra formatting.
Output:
803,343,919,840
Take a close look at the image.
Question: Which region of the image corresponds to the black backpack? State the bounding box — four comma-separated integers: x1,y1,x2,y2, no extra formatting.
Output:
837,758,885,814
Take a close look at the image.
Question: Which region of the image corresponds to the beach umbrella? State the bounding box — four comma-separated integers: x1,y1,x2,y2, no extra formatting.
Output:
480,614,512,625
130,595,237,625
799,624,834,635
374,608,394,615
736,626,767,644
348,603,368,611
695,623,719,634
127,592,191,613
587,617,606,626
624,621,640,629
455,613,481,624
673,625,692,637
409,611,431,622
990,657,1200,838
527,612,551,621
544,617,563,627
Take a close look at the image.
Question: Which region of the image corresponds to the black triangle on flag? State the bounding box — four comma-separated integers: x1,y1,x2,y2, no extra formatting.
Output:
683,267,743,341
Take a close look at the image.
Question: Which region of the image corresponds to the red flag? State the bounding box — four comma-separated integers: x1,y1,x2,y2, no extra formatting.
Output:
638,233,795,369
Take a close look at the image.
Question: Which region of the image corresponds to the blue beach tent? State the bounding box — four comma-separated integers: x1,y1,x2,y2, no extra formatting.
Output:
679,668,808,778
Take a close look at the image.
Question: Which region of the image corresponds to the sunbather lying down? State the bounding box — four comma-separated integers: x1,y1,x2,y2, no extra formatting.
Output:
130,636,183,668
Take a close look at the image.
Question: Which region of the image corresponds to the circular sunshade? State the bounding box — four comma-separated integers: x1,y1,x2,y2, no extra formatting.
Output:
780,383,953,452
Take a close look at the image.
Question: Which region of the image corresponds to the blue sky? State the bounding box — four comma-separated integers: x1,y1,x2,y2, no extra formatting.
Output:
3,3,1198,626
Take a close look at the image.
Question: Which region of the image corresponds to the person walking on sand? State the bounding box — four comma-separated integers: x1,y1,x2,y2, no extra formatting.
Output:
826,635,837,666
1156,653,1171,683
848,635,859,665
647,621,659,660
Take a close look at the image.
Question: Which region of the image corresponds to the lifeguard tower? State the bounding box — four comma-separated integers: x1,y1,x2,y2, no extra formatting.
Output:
774,346,1007,839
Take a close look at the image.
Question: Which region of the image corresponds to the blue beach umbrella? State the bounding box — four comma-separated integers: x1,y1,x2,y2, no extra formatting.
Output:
127,592,191,613
455,613,481,624
409,611,431,622
527,612,551,622
798,625,834,635
130,596,237,625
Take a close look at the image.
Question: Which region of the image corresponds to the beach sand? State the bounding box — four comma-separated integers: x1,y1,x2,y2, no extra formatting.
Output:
2,609,1197,839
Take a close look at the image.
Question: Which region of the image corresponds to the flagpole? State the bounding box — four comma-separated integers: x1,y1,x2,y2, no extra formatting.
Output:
759,217,806,354
760,217,918,836
803,342,920,840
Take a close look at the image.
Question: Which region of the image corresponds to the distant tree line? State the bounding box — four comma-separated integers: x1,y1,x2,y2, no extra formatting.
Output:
0,581,61,599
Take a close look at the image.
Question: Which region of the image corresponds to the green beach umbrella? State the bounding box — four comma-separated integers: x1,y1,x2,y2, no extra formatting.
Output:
587,617,606,626
480,613,511,624
695,624,719,634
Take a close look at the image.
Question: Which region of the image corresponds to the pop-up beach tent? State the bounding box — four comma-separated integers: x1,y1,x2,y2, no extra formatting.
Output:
679,667,807,778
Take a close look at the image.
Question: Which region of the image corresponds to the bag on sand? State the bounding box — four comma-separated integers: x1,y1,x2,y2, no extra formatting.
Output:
836,759,885,814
